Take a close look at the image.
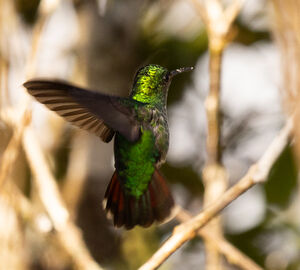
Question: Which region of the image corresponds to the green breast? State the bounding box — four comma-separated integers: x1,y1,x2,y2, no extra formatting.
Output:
114,130,159,198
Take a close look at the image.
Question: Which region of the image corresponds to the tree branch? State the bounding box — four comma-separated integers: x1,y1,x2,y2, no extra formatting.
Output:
23,126,104,270
0,110,31,190
190,0,246,268
176,208,263,270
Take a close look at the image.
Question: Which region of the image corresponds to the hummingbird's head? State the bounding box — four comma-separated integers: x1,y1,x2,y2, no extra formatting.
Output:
130,64,193,105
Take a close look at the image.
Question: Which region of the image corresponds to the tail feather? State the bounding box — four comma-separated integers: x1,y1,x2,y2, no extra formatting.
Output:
149,170,174,221
103,169,174,229
104,172,117,212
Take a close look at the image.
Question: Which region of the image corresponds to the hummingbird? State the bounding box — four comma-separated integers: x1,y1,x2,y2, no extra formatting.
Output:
23,64,193,229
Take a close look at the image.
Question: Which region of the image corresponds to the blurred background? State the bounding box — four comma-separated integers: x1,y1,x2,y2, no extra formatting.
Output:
0,0,300,269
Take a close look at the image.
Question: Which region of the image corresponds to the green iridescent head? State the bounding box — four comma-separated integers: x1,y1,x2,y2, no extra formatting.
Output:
130,64,193,105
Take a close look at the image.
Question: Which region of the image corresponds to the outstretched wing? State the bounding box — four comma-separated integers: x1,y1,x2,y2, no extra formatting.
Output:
24,79,142,142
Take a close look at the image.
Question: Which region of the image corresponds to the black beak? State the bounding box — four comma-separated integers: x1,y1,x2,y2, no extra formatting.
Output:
169,66,194,78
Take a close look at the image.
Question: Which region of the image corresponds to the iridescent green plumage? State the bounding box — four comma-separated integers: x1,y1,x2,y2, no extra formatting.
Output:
23,64,193,229
114,65,170,199
115,130,158,197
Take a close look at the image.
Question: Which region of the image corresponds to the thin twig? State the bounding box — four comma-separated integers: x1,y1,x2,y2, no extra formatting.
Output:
26,0,62,78
2,180,34,222
0,110,31,190
176,207,263,270
62,131,89,216
23,127,69,229
224,0,246,27
139,119,292,270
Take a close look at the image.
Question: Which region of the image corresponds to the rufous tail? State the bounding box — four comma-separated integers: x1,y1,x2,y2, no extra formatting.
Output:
103,169,174,229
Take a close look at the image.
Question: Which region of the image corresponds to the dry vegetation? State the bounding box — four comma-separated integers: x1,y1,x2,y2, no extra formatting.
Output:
0,0,299,270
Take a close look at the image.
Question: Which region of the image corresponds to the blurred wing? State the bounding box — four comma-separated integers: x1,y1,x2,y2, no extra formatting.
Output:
24,79,141,142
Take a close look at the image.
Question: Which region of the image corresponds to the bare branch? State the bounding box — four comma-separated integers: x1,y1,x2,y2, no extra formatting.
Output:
139,120,292,270
0,110,31,190
190,0,246,268
224,0,245,26
2,179,103,270
176,208,263,270
22,126,104,270
62,132,90,216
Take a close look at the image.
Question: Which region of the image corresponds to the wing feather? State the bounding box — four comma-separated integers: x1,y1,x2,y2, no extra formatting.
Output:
24,79,141,142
